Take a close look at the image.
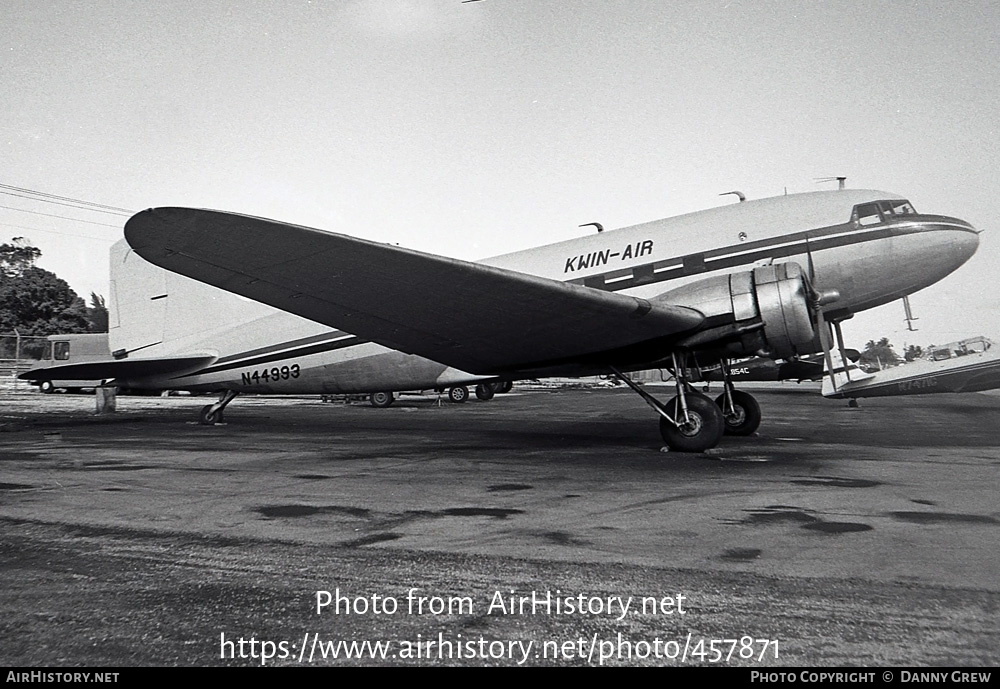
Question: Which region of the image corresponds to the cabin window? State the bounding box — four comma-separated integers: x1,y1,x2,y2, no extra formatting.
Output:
53,341,70,360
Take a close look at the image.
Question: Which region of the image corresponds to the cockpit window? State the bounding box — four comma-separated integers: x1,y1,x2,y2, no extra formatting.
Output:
880,199,917,217
963,338,989,354
852,199,917,227
853,203,882,227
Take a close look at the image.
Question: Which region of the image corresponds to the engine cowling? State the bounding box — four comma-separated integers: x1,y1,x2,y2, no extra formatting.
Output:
652,262,816,360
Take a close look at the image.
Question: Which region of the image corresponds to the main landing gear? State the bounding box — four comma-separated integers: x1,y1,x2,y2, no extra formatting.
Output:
199,390,239,425
714,358,762,436
611,354,724,453
611,352,763,453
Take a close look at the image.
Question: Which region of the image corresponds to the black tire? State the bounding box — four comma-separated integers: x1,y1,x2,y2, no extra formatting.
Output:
448,385,469,403
714,390,762,436
496,380,513,394
475,383,495,401
659,392,725,452
199,404,223,425
370,391,394,408
39,380,54,394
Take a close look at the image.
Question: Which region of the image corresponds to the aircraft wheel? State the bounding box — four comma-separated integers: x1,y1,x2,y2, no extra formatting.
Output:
714,390,761,436
39,380,54,394
475,383,495,401
659,392,724,453
370,391,394,408
496,381,513,394
448,385,469,404
199,404,223,425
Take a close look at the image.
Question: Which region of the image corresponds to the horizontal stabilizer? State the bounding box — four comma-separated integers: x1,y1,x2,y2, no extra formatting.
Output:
124,208,706,374
20,354,217,382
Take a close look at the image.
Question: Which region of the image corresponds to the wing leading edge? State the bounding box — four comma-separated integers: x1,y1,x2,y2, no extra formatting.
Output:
124,208,705,374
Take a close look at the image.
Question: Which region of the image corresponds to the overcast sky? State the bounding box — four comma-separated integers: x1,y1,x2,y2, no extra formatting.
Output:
3,0,998,350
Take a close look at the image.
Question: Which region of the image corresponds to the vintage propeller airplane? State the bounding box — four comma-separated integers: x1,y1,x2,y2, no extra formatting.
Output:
23,189,978,452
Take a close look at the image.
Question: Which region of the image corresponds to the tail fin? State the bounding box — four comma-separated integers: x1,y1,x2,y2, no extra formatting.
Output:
821,346,875,398
109,240,274,357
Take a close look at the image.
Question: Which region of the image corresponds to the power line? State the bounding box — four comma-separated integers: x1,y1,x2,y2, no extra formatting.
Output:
0,204,124,228
0,190,132,216
0,183,134,214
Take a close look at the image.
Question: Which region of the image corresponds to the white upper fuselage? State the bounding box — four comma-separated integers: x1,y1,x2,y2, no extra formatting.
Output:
483,190,978,317
110,189,978,393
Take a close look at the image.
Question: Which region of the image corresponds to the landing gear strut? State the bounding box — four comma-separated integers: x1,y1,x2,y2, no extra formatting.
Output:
199,390,239,425
715,358,762,436
611,352,725,453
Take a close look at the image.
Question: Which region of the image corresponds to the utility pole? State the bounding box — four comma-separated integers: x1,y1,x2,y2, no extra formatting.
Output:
13,328,20,392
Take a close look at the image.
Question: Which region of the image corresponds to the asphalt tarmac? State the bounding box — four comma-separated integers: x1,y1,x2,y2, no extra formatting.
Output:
1,384,997,666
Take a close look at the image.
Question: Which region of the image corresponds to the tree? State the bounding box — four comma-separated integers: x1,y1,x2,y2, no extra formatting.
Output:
0,238,41,277
859,337,901,370
903,344,924,362
0,267,91,336
87,292,109,333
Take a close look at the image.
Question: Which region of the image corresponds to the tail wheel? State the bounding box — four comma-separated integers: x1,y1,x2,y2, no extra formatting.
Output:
714,390,761,436
659,392,725,452
448,385,469,403
475,383,495,401
370,391,394,408
199,405,223,425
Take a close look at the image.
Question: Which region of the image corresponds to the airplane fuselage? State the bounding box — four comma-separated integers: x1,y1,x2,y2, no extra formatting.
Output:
108,190,977,394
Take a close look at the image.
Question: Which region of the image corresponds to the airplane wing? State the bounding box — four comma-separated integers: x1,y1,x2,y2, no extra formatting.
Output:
20,354,218,382
124,208,705,374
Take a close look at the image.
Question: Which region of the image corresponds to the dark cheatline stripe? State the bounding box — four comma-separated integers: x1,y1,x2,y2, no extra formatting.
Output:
211,330,353,365
568,222,956,292
173,335,365,379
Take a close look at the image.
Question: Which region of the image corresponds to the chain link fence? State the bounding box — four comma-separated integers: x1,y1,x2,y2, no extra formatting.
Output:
0,333,50,393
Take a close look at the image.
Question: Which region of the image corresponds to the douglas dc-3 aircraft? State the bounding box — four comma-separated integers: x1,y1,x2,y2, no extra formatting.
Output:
23,189,978,452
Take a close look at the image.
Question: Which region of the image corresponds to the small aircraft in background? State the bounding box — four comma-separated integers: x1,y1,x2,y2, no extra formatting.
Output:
822,336,1000,402
22,189,979,452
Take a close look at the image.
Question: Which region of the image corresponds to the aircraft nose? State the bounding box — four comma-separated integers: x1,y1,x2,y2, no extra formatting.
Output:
946,218,980,267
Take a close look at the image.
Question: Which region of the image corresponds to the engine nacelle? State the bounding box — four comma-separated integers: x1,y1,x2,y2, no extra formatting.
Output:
652,262,816,359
